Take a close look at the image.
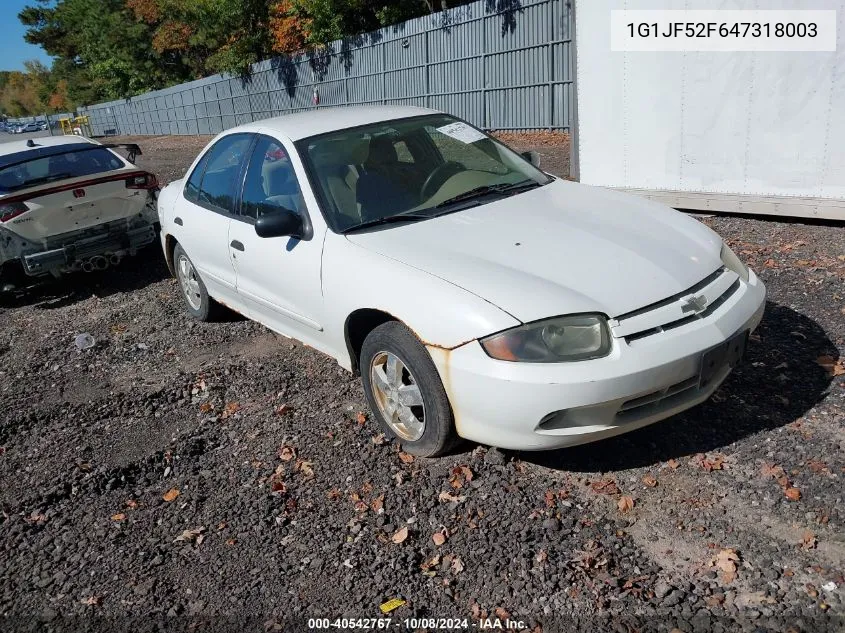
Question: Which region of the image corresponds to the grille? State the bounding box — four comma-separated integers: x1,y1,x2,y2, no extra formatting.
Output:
617,375,699,418
611,267,742,344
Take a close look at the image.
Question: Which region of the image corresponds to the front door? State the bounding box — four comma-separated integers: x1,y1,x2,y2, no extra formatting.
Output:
228,134,327,351
176,133,254,302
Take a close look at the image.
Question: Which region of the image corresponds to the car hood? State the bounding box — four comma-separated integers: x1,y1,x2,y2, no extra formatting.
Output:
345,179,723,323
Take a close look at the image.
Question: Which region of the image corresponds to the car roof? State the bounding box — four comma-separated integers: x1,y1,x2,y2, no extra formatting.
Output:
229,105,442,141
0,135,99,159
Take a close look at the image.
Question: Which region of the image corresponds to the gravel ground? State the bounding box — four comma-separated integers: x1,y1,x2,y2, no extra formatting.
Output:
0,133,843,632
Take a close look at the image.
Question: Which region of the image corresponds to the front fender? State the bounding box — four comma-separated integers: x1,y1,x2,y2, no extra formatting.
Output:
322,234,520,368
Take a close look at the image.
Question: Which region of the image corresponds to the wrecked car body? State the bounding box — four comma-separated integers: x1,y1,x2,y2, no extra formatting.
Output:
0,136,158,290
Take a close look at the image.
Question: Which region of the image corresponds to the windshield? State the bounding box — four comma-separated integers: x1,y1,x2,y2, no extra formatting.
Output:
296,114,551,232
0,146,125,194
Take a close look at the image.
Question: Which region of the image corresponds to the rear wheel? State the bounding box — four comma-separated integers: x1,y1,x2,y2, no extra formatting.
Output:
173,243,221,321
361,321,459,457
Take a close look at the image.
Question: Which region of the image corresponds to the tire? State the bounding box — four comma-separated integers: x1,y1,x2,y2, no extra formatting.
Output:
360,321,459,457
172,243,222,321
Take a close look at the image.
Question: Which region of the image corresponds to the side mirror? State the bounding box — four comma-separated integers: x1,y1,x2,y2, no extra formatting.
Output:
521,150,541,168
254,206,303,239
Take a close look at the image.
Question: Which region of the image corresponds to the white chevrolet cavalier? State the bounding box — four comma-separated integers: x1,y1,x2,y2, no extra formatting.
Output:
157,106,766,457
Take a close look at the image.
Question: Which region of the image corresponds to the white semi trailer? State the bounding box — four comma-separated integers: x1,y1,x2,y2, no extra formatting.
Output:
572,0,845,221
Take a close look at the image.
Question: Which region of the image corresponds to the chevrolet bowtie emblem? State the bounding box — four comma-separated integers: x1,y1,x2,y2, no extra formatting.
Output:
681,295,708,314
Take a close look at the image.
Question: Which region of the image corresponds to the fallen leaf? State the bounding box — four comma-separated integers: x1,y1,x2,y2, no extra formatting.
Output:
432,531,447,546
666,459,680,469
785,487,801,501
391,526,409,544
278,445,296,461
379,598,406,614
398,451,415,464
494,607,511,620
761,463,786,480
420,555,440,574
372,433,386,446
800,531,817,550
111,513,126,521
295,459,314,478
641,474,658,488
807,459,829,474
217,521,227,530
438,491,466,503
451,556,464,574
125,499,138,509
271,480,287,494
590,478,620,495
356,411,368,424
712,548,740,583
162,488,180,502
370,495,384,513
274,404,293,416
225,538,236,546
816,355,845,377
221,401,240,418
81,596,101,606
199,402,213,414
327,488,342,500
617,496,634,513
174,526,206,543
692,452,726,472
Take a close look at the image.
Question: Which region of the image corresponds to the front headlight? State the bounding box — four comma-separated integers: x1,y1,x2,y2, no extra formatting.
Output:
721,243,750,282
481,314,611,363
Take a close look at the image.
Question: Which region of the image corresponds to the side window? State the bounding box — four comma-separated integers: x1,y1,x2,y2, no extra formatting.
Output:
183,152,209,202
195,134,253,213
240,136,303,220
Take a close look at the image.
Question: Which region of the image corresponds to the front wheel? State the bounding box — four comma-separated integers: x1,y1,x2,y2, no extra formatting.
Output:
360,321,459,457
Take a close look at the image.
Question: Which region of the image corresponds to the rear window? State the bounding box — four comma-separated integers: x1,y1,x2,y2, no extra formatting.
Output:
0,147,125,193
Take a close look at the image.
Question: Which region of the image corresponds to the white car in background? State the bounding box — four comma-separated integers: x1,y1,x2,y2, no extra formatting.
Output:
0,136,159,291
157,106,766,457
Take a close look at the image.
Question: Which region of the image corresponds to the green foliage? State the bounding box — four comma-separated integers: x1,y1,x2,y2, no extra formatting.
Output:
10,0,465,114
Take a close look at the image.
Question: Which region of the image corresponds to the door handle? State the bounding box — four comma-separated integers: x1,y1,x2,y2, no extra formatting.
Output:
174,217,183,226
230,240,245,251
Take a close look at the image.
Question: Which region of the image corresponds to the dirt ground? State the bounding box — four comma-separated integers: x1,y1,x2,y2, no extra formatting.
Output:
0,132,843,632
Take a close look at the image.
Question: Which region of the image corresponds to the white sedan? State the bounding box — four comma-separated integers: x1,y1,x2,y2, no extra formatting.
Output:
157,106,766,457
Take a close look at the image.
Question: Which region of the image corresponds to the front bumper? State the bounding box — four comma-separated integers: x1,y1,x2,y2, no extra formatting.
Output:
428,270,766,451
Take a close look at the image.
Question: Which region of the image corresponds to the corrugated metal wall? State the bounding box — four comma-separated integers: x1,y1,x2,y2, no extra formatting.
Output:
80,0,572,136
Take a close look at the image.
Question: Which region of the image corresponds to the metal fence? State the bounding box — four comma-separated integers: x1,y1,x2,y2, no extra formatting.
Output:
79,0,572,136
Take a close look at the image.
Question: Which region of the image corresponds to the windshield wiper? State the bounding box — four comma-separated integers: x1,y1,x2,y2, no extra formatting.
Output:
434,179,543,209
343,212,431,233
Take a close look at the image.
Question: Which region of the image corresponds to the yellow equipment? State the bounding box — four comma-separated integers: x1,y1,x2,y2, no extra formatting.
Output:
59,115,92,137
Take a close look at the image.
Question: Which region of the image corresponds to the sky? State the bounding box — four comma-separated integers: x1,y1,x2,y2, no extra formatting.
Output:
0,0,54,72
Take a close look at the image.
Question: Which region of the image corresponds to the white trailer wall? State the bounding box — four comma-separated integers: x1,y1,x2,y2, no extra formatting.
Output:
573,0,845,220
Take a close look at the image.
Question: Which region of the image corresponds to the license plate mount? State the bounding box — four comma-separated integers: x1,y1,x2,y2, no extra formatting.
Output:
699,330,748,390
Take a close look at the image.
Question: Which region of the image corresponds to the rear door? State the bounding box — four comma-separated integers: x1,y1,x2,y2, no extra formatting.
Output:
0,145,150,240
174,133,254,303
